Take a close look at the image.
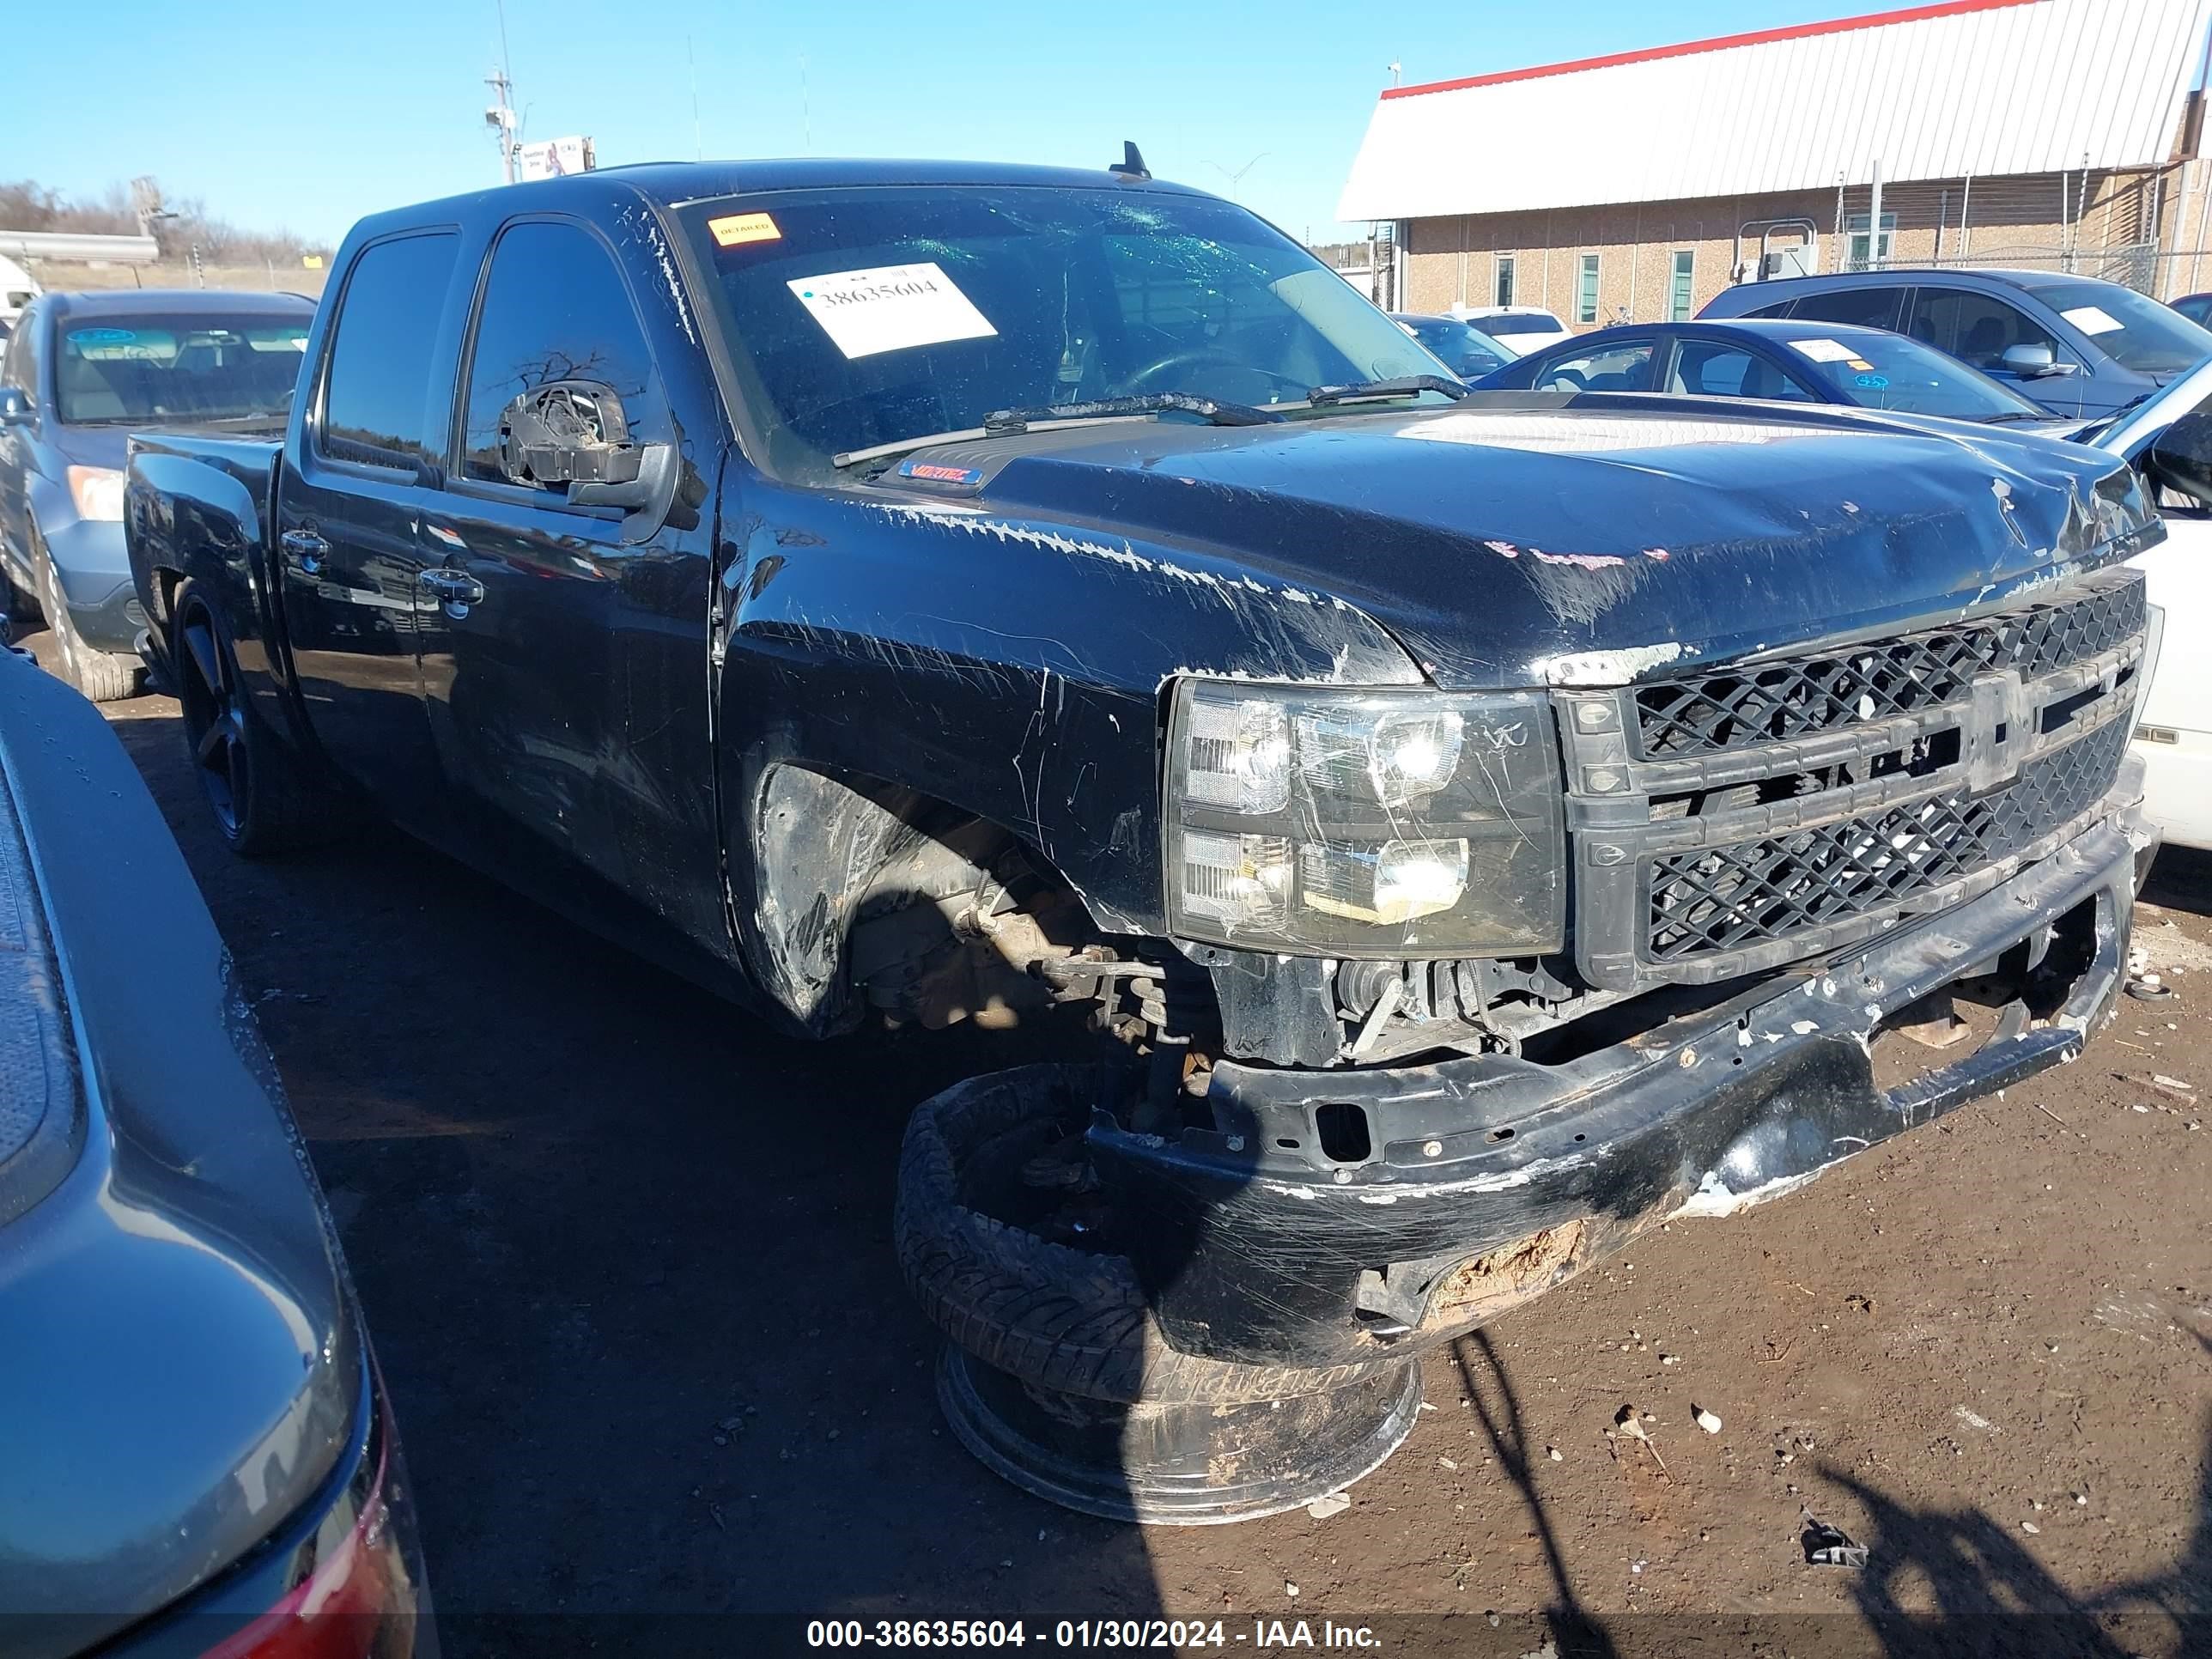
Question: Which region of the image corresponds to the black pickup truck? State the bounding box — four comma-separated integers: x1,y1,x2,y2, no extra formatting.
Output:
126,156,2172,1519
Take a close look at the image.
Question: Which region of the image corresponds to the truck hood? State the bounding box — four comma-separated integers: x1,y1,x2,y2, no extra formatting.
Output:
918,398,2159,688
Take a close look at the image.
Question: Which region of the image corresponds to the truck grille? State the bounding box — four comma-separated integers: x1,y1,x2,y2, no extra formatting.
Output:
1645,715,2129,961
1634,576,2144,758
1561,568,2146,991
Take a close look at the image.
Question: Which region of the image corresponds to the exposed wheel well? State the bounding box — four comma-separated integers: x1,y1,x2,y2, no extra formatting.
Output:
746,762,1104,1038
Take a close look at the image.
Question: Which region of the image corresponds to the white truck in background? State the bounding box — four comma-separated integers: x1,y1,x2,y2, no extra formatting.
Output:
2097,356,2212,852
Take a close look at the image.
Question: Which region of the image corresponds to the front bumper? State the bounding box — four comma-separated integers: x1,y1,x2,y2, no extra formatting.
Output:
1093,790,2154,1370
43,514,143,653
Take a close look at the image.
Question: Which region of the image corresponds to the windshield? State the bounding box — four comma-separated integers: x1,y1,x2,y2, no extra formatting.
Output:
55,313,309,424
1401,318,1508,379
680,186,1441,477
1470,313,1565,336
2037,282,2212,375
1778,329,2049,421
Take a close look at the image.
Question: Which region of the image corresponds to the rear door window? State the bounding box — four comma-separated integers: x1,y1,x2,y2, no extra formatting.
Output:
1787,285,1905,331
1530,339,1656,392
319,232,461,471
458,219,666,490
1904,288,2062,372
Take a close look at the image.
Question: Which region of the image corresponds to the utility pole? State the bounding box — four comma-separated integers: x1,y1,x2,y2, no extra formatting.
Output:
1867,158,1883,270
484,0,520,184
689,36,702,161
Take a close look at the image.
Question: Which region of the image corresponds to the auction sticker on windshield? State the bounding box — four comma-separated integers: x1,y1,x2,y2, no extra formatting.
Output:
2062,305,2124,336
1788,338,1857,363
788,263,997,359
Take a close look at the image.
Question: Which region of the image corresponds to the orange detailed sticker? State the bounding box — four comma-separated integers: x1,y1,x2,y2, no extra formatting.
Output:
709,212,782,247
1845,357,1875,372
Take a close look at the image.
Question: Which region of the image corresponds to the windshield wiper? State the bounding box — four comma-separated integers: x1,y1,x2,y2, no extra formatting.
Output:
834,392,1285,471
1980,410,2058,423
1304,374,1473,408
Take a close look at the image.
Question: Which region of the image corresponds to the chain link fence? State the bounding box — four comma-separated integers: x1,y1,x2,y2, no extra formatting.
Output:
1904,242,2209,299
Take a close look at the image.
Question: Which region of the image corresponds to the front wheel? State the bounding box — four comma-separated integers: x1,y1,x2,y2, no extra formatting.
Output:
36,539,140,702
171,578,342,856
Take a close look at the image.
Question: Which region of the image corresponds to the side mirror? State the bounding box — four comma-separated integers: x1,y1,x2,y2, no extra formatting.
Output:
0,386,30,425
498,380,678,543
2000,343,2074,379
2145,409,2212,508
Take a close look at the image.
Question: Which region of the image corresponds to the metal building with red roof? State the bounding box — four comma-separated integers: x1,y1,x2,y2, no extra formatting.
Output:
1336,0,2212,324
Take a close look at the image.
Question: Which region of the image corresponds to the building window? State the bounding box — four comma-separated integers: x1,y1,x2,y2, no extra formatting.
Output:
1577,252,1600,324
1494,254,1516,307
1845,212,1897,272
1669,250,1695,322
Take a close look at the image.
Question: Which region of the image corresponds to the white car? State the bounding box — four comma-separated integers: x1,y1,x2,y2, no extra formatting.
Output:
1449,304,1572,358
2087,360,2212,851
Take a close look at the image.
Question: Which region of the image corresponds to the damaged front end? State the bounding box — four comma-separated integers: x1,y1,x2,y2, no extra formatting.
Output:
1074,557,2161,1370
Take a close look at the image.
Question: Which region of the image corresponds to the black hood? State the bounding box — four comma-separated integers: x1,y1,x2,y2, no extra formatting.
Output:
916,398,2159,688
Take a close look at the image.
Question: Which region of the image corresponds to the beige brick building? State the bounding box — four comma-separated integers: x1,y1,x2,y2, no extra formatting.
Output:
1340,0,2212,330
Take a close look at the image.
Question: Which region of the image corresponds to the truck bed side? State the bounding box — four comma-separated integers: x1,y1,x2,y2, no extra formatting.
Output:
124,433,315,757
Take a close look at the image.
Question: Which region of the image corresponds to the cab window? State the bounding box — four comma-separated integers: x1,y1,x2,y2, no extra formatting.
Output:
1668,343,1816,401
1530,339,1656,392
1788,286,1904,331
458,220,666,490
320,233,461,470
1905,289,2063,373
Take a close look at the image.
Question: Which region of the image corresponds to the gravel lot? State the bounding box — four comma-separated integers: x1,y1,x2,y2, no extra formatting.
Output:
64,665,2212,1658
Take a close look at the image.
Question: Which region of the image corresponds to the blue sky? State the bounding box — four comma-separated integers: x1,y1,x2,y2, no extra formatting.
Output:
17,0,1889,246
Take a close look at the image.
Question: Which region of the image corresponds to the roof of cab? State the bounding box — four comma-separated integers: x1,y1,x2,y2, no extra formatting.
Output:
347,156,1212,240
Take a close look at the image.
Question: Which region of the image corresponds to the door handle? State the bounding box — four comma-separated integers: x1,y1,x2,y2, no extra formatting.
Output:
280,527,328,574
417,567,486,613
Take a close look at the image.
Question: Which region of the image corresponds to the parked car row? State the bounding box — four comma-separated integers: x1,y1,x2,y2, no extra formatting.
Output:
1698,264,2212,418
0,289,314,701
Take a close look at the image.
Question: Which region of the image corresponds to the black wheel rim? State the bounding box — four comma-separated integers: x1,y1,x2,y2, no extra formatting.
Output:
177,601,246,837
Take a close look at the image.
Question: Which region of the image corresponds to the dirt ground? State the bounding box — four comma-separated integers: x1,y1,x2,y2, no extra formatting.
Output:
62,660,2212,1658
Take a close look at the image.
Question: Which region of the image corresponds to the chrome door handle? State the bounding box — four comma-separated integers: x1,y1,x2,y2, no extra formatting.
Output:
417,568,486,612
280,527,328,574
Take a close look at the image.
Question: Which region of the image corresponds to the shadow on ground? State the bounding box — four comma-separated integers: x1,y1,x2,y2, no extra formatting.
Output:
1453,1298,2210,1659
94,702,1170,1653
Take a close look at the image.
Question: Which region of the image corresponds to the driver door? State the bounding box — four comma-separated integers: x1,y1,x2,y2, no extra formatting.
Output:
419,214,721,944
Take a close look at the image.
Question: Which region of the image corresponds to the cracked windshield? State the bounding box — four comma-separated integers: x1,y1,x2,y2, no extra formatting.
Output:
682,186,1443,474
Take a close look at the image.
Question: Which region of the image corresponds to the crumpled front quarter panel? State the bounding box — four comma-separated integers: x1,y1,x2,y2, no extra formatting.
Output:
716,475,1422,933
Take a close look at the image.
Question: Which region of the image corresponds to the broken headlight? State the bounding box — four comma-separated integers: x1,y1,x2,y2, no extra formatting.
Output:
1164,679,1566,957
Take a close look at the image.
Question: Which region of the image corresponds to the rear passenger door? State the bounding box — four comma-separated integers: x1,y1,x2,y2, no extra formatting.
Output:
420,215,722,946
278,230,463,832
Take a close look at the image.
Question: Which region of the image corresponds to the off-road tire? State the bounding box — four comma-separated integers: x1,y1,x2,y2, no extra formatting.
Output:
894,1063,1398,1406
171,578,345,856
36,538,140,702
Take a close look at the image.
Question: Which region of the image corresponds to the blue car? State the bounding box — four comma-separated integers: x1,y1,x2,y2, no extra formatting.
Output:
1477,318,2075,432
0,289,313,699
1698,267,2212,421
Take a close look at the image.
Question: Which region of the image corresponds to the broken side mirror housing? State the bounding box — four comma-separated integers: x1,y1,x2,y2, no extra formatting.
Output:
497,379,679,543
2145,408,2212,508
